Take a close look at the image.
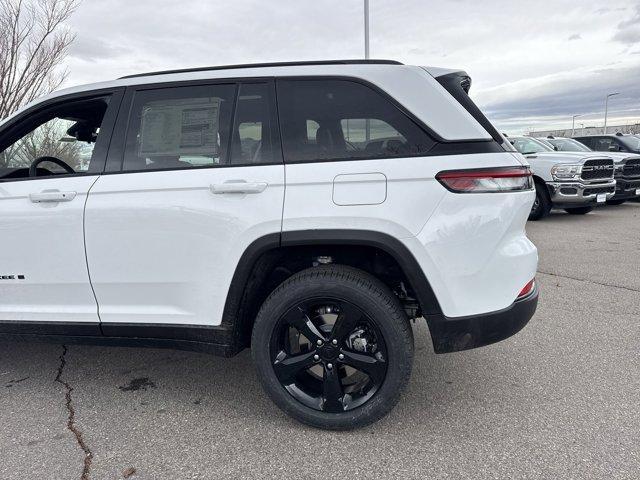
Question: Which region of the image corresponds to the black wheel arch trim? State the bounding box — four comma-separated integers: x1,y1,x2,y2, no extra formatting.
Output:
219,230,444,354
278,229,442,314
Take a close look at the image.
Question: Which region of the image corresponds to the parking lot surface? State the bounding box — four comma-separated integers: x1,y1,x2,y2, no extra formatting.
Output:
1,204,639,480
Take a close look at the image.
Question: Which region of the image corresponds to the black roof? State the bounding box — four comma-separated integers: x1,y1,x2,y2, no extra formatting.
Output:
119,59,403,80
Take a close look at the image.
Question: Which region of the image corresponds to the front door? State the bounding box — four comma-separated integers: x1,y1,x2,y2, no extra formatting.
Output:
84,82,284,332
0,91,121,330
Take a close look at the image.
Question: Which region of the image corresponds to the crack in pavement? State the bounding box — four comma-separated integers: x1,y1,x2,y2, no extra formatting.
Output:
54,346,93,480
537,270,640,293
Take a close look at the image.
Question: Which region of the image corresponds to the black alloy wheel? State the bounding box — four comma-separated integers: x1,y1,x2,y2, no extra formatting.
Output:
252,265,414,430
270,298,387,413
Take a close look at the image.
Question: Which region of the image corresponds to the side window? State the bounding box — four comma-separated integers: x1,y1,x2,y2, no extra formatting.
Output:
229,83,280,165
277,79,436,163
0,96,110,180
594,137,613,151
123,84,235,172
614,139,627,152
576,138,593,149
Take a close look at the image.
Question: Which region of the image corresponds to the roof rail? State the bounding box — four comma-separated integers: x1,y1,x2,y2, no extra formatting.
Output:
119,59,403,80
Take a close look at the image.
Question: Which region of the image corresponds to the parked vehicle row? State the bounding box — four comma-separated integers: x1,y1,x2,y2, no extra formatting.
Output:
506,134,640,220
542,136,640,205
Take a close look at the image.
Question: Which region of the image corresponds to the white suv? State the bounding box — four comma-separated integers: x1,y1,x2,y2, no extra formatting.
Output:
0,60,538,429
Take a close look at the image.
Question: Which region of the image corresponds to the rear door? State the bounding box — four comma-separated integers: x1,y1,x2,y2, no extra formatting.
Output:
84,81,284,334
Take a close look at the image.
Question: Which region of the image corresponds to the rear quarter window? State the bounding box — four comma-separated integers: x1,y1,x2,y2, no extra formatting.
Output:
276,79,435,163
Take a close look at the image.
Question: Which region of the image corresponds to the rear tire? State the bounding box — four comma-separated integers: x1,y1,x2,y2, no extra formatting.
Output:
529,181,551,221
251,265,414,430
564,206,593,215
606,199,626,206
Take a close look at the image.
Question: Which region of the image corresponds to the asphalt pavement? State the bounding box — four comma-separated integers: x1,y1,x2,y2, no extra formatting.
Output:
1,203,639,479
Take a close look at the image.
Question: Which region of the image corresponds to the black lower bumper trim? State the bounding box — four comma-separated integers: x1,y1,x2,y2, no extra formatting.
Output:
612,191,640,201
425,288,538,354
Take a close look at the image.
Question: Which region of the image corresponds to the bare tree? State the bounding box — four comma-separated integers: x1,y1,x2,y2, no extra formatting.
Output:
0,0,79,119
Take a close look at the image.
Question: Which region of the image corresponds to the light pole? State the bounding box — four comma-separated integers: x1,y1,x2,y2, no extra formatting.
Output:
571,114,581,137
604,92,619,134
580,123,585,134
364,0,370,59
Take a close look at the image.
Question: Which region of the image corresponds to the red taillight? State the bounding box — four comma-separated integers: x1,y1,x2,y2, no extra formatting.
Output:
436,167,533,193
517,279,535,299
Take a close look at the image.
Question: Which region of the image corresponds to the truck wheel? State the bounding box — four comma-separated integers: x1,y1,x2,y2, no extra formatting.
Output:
606,199,626,206
564,206,593,215
251,265,414,430
529,181,551,221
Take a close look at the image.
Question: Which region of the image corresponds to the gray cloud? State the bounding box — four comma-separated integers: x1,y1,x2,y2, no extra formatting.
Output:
69,37,129,62
479,63,640,131
60,0,640,133
613,4,640,44
568,33,581,41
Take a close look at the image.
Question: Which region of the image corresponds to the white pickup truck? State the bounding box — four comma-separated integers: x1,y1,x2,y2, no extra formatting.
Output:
539,136,640,205
508,136,615,220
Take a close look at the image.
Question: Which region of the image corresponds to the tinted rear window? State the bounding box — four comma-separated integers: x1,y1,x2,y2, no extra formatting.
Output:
276,79,435,163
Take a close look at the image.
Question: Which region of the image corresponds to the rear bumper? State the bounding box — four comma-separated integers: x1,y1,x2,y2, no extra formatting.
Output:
426,286,538,354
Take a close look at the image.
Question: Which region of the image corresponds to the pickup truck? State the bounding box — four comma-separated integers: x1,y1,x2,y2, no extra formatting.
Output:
539,136,640,205
508,136,615,220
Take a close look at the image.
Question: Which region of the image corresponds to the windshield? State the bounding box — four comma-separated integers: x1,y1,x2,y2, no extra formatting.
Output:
510,137,553,154
618,136,640,151
535,138,556,149
548,138,592,152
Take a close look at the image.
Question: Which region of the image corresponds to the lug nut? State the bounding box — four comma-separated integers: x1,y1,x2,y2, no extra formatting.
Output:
327,363,333,370
313,354,320,361
332,339,338,345
317,340,323,346
338,354,344,360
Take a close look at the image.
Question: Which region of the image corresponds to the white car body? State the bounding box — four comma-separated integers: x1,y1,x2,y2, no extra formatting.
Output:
0,60,537,352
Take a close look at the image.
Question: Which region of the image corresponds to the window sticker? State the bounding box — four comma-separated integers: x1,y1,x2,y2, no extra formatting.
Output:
139,97,222,157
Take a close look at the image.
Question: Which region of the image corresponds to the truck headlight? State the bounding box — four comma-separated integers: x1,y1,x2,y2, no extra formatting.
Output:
551,164,582,180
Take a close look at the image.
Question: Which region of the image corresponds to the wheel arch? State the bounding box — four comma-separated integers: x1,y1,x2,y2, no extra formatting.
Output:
532,174,548,188
221,230,443,354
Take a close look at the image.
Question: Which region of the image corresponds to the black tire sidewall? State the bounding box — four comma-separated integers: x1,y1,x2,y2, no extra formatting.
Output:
529,182,551,221
251,266,413,430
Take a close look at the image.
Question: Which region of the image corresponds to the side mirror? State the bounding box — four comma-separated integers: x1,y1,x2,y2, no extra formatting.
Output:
608,145,620,152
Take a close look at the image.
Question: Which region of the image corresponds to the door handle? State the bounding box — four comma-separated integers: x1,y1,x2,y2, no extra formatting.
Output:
29,191,77,203
210,181,268,194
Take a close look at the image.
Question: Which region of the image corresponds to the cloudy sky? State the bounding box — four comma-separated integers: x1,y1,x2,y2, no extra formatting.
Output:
65,0,640,134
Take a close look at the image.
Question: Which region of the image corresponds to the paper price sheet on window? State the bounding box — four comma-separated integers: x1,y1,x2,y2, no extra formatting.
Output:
138,97,222,158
